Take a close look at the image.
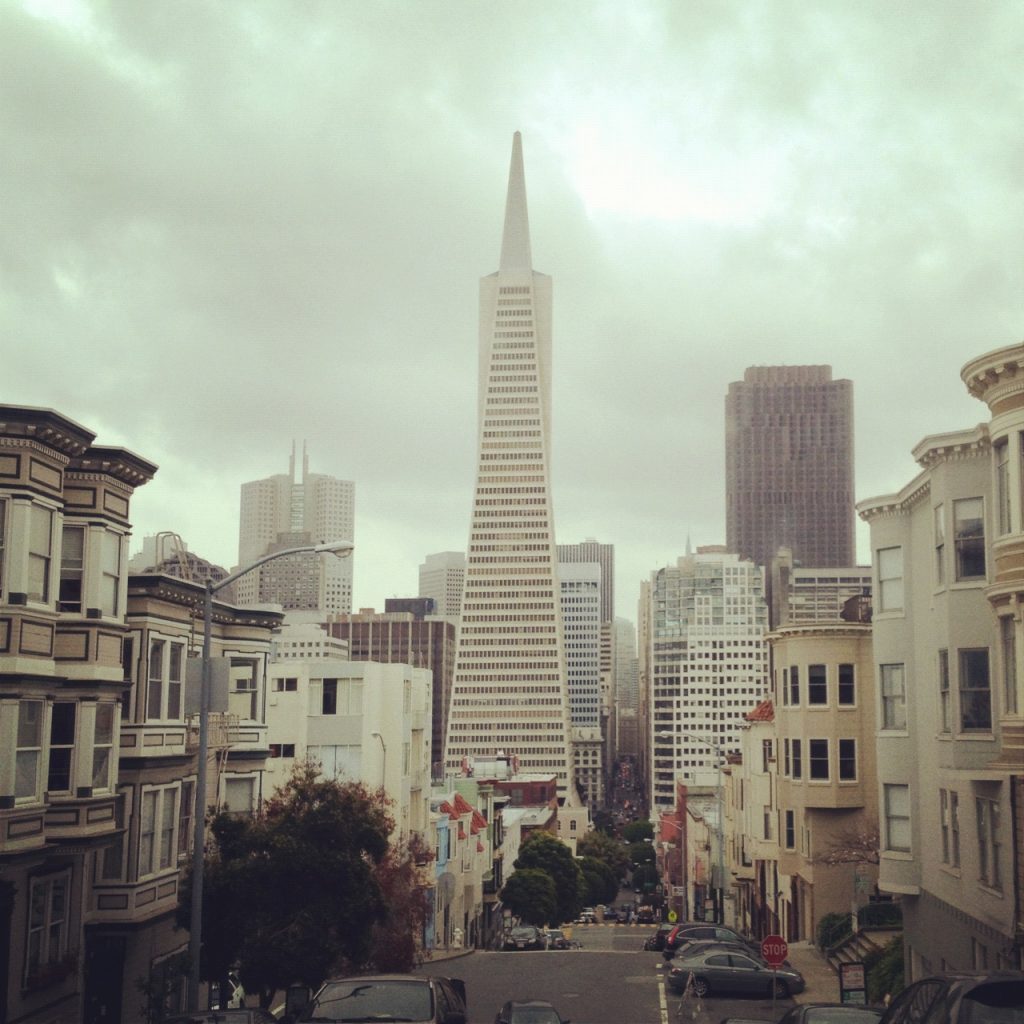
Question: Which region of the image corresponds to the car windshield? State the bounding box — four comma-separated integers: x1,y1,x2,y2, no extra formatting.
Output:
509,1010,561,1024
804,1010,881,1024
959,980,1024,1024
510,927,537,939
309,980,432,1022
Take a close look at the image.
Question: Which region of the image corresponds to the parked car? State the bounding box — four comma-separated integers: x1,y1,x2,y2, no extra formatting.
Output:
636,905,656,924
667,948,806,998
644,922,676,950
666,938,784,966
286,973,468,1024
603,905,620,922
877,972,1024,1024
577,906,597,924
664,922,760,957
166,1012,277,1024
495,999,569,1024
503,925,546,950
777,1004,882,1024
543,929,572,950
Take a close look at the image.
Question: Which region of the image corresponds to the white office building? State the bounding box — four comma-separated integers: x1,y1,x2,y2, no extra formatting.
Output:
443,133,576,800
419,551,466,621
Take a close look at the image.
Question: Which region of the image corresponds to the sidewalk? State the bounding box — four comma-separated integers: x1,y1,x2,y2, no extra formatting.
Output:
785,940,840,1004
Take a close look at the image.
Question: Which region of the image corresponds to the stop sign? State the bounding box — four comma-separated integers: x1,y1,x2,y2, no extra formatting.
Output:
761,934,788,966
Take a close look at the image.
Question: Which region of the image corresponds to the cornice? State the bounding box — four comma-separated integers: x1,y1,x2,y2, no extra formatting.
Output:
766,622,872,642
912,424,989,468
70,446,158,488
961,343,1024,404
0,406,94,455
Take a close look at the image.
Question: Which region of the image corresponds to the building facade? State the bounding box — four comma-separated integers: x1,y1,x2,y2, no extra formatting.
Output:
726,365,855,570
237,443,354,613
443,133,576,800
859,392,1022,974
418,552,465,622
645,549,769,814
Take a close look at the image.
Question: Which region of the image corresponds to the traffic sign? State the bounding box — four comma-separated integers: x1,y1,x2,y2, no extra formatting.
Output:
667,910,678,923
761,934,788,966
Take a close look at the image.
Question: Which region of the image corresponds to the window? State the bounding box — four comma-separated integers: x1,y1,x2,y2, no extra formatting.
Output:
58,525,84,613
808,665,828,705
938,650,951,732
269,743,296,758
308,744,362,779
838,739,856,780
223,776,256,818
976,797,1002,890
940,789,951,864
954,497,986,580
92,703,115,791
100,530,121,616
178,781,194,859
147,639,185,721
48,702,76,793
783,738,791,776
761,739,773,773
880,664,907,730
959,649,992,731
934,504,945,585
25,871,69,983
762,805,772,840
229,659,259,720
0,499,6,593
139,786,179,877
783,810,795,849
322,679,338,715
1001,617,1018,716
884,783,911,852
273,677,298,692
950,790,961,867
789,665,800,706
791,739,803,780
995,441,1011,535
781,668,789,706
28,504,53,603
838,664,855,706
808,739,829,780
877,546,903,612
16,699,43,801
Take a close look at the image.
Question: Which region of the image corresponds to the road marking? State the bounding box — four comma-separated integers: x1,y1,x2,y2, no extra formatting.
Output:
658,977,669,1024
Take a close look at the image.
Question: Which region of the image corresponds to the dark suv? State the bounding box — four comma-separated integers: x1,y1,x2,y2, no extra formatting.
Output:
289,974,468,1024
878,972,1024,1024
663,922,758,957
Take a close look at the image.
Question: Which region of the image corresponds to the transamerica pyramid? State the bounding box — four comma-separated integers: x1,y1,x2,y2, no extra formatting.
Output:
443,133,577,802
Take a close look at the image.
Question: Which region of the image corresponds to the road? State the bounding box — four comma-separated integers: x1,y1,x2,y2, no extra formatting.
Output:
419,923,797,1024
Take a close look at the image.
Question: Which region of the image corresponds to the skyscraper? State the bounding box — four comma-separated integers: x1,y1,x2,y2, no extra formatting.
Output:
725,365,854,569
443,133,576,800
418,551,466,621
237,443,355,612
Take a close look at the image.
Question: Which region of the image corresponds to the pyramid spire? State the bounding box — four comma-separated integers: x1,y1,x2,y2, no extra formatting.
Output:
499,131,533,272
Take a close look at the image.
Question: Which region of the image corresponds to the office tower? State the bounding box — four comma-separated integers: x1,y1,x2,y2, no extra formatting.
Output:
443,133,576,799
418,551,466,620
325,610,456,775
557,538,614,622
646,548,769,812
726,366,854,569
766,547,873,628
237,443,354,612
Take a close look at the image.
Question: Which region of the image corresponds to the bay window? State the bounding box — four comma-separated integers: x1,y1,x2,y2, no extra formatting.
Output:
877,546,903,612
100,530,122,616
959,649,992,731
880,663,907,730
16,699,44,801
58,525,84,613
47,702,76,793
92,703,116,791
28,505,53,603
884,783,911,853
954,498,986,580
139,786,179,877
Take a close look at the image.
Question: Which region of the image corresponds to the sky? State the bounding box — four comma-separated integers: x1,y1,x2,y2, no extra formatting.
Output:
4,1,1024,622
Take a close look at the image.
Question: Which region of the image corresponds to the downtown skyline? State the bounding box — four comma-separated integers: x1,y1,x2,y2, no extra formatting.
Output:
5,2,1024,621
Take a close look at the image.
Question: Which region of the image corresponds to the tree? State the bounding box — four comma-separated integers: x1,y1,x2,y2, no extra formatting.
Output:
579,856,618,906
576,830,629,879
500,869,557,926
631,863,658,892
629,840,655,866
513,832,585,925
590,809,616,835
179,762,399,1007
623,820,654,843
813,824,880,866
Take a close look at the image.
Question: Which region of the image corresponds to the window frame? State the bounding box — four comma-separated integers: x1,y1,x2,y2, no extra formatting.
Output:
938,649,951,733
58,523,85,614
808,738,829,781
880,663,907,731
138,785,180,879
0,497,6,598
15,698,44,803
99,529,122,617
884,783,911,853
791,738,803,780
1000,617,1018,717
953,497,986,582
976,796,1002,890
47,701,77,794
24,869,71,985
27,504,55,604
838,738,856,781
837,663,855,706
995,440,1011,535
877,546,904,612
807,664,828,706
934,503,945,585
958,648,992,732
91,701,117,792
783,809,795,850
789,665,800,707
147,637,186,722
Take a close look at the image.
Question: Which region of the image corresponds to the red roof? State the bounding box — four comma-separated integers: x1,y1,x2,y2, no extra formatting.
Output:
745,699,774,723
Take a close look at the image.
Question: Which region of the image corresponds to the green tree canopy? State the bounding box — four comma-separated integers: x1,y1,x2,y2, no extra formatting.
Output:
631,862,659,892
500,868,557,926
576,829,629,879
590,809,616,835
513,831,585,925
623,820,654,843
629,840,656,865
579,856,618,906
178,762,426,1008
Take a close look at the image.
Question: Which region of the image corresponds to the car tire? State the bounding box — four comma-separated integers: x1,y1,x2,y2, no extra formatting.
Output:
769,979,789,998
692,977,710,998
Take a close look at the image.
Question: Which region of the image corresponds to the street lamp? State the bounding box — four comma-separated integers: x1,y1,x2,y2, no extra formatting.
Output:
654,731,727,924
371,731,387,790
188,539,353,1011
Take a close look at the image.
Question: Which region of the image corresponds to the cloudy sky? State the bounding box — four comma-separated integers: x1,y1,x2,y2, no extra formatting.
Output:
5,1,1023,621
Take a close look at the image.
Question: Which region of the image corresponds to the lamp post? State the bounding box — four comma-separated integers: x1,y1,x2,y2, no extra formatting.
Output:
654,731,726,924
187,539,353,1012
371,731,387,790
658,818,687,920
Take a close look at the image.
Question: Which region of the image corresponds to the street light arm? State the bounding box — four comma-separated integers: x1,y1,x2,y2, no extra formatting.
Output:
210,540,353,593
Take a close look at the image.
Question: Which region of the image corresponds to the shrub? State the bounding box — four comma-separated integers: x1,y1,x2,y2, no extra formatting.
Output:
816,911,852,950
865,934,904,1005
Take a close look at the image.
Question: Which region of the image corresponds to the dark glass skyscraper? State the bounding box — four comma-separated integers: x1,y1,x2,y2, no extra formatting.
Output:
726,365,854,569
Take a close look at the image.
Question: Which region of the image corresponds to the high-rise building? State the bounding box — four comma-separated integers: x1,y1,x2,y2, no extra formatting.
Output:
237,443,354,612
557,538,614,622
443,133,576,800
726,365,854,569
645,548,769,812
418,551,465,621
